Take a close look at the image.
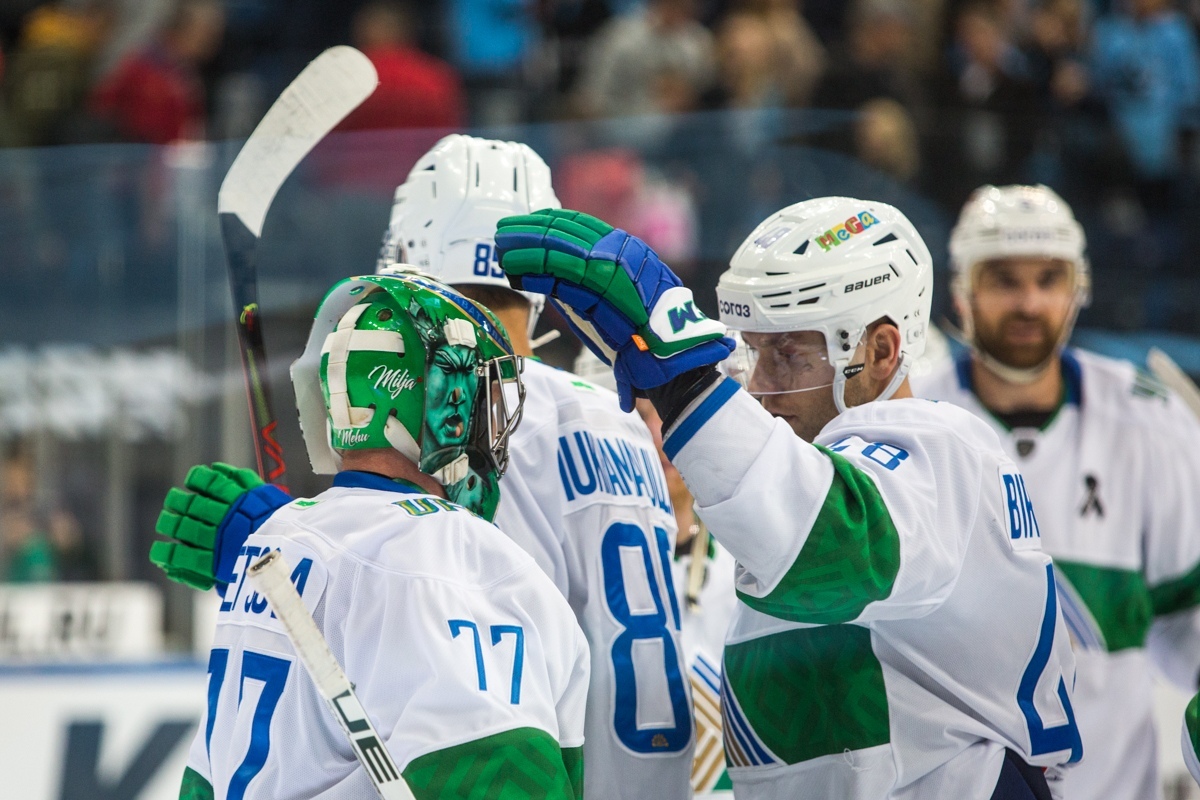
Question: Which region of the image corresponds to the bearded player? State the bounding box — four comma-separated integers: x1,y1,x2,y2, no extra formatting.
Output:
914,185,1200,800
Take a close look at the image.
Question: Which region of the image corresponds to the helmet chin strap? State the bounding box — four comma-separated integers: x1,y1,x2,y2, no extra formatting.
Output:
833,352,913,414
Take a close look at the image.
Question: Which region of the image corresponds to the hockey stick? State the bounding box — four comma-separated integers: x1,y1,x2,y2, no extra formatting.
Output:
1147,347,1200,419
218,46,378,487
248,550,416,800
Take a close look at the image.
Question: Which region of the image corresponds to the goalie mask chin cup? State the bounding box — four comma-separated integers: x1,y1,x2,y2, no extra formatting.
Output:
291,273,525,521
949,184,1090,385
716,196,933,413
376,134,561,340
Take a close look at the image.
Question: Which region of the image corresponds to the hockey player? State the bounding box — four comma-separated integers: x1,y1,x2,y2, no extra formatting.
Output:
495,199,1082,799
174,272,589,799
152,136,693,799
914,184,1200,800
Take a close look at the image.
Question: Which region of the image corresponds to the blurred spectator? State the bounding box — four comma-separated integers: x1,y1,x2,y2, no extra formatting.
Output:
1027,0,1090,108
1090,0,1200,197
927,0,1040,205
2,0,114,147
706,12,782,108
573,0,716,118
446,0,540,125
47,507,95,580
88,0,225,143
855,96,921,181
1,507,55,582
338,1,464,131
813,0,926,115
730,0,826,107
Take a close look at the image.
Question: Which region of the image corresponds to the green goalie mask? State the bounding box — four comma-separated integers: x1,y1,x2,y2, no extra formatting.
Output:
291,271,525,520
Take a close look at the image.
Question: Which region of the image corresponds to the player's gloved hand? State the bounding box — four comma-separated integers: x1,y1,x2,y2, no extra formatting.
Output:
149,463,291,590
496,209,735,411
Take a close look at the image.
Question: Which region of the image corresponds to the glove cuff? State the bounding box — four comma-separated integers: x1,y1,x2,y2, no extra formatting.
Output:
213,484,292,584
647,366,722,432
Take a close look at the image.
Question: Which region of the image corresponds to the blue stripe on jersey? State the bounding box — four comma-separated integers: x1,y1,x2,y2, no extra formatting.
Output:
693,654,721,694
333,471,424,495
720,668,776,766
664,377,740,460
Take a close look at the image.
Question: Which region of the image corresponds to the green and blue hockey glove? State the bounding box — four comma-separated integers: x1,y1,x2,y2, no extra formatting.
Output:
496,209,734,411
149,462,291,590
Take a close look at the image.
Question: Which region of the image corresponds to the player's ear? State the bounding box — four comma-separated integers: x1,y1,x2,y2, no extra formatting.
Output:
865,321,902,385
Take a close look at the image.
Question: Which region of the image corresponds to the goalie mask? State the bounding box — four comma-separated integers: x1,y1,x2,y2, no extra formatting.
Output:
949,184,1090,384
716,196,933,413
291,273,525,520
377,134,561,339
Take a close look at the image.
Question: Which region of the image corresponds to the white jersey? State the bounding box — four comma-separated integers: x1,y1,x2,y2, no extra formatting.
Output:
183,472,589,800
671,532,738,797
493,359,693,800
663,378,1081,799
916,349,1200,800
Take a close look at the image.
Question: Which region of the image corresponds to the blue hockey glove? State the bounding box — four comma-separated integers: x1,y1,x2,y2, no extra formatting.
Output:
149,462,291,590
496,209,734,411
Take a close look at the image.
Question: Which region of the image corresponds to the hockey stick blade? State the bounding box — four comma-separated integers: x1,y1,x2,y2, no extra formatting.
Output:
218,46,377,485
248,550,416,800
1147,347,1200,420
218,45,377,235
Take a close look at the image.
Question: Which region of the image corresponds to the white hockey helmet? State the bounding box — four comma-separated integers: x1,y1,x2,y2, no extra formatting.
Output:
716,197,933,412
949,184,1090,383
377,134,561,338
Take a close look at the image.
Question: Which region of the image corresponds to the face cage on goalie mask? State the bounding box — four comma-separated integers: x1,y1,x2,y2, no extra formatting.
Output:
478,353,526,477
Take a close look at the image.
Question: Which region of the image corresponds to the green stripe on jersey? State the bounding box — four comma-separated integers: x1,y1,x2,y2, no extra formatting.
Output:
561,746,583,800
724,624,889,764
1149,559,1200,617
1055,561,1151,651
736,446,900,624
178,767,213,800
403,727,578,799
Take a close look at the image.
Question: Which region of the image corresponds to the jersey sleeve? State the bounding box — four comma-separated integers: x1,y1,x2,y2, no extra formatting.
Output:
494,414,570,595
663,379,975,625
1141,395,1200,687
344,540,586,799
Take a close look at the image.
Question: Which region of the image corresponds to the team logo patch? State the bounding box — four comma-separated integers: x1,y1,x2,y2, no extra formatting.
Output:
815,211,880,252
1000,469,1042,550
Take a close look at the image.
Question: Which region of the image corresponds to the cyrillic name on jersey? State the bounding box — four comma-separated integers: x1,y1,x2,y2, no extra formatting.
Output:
219,543,327,621
557,431,672,514
1000,470,1042,551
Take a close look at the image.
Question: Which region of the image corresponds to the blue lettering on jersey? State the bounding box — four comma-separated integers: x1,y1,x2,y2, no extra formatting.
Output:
219,546,315,619
1001,471,1042,551
827,436,910,471
557,431,672,514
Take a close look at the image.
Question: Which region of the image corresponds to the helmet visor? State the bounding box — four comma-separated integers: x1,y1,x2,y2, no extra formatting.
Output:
731,331,838,397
